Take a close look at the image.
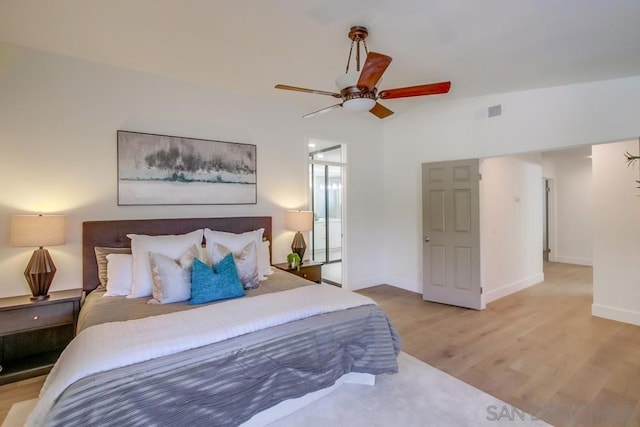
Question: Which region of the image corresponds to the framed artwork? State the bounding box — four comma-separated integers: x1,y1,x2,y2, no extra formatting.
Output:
117,130,257,205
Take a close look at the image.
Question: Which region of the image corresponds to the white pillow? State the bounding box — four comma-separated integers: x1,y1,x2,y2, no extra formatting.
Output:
104,254,133,297
148,245,200,304
204,228,263,263
211,241,260,290
258,240,273,279
204,228,272,278
127,229,203,298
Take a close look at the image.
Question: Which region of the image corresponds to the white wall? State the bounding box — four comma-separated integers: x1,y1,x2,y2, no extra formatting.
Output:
592,140,640,326
382,74,640,314
0,41,384,297
541,148,593,265
480,154,544,304
304,118,385,290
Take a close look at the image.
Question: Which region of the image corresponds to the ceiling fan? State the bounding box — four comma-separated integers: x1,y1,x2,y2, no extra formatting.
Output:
275,26,451,119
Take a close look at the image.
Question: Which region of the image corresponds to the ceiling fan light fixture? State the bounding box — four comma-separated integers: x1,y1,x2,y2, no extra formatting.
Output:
343,97,376,113
336,71,376,112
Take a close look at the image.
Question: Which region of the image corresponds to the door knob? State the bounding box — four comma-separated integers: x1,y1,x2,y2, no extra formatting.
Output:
424,236,430,242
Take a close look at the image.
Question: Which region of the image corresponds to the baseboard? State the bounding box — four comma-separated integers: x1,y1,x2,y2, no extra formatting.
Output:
360,277,421,294
484,273,544,304
592,303,640,326
554,256,592,266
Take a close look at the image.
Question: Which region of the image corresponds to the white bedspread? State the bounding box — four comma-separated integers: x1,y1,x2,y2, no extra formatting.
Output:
27,284,375,426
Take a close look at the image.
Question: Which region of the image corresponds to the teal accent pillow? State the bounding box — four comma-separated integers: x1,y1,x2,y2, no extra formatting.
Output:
189,255,245,305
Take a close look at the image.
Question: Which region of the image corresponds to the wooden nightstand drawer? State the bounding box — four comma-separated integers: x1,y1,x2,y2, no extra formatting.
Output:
0,302,74,335
291,267,321,283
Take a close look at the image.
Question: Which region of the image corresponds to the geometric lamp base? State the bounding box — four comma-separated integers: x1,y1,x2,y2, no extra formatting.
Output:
24,247,56,300
291,231,307,265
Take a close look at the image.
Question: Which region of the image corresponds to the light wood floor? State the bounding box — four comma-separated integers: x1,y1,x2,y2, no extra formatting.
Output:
2,262,639,426
359,262,640,427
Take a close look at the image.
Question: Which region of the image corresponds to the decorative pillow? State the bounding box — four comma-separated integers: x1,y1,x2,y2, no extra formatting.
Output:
94,246,132,291
189,256,244,305
127,229,203,298
211,241,260,290
204,227,263,261
148,245,200,304
258,240,272,279
104,254,133,297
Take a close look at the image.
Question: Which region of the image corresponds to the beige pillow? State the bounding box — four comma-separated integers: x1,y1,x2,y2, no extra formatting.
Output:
94,246,132,291
148,245,200,304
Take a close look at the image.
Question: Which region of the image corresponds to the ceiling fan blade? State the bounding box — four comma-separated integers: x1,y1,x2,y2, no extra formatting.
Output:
303,103,343,118
379,81,451,99
357,52,392,91
275,84,341,98
369,102,394,119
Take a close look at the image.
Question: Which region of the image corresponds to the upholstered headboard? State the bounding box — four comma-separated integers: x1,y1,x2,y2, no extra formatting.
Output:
82,216,272,293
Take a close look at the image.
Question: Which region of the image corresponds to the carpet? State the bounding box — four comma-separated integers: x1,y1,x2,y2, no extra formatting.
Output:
2,352,550,427
268,352,550,427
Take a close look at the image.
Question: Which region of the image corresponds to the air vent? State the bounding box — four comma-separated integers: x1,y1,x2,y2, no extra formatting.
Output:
488,104,502,118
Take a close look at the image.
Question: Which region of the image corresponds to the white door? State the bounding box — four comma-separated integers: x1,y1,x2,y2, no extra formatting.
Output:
422,159,483,310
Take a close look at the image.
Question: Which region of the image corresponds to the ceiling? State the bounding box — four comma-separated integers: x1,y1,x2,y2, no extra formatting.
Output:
1,0,640,116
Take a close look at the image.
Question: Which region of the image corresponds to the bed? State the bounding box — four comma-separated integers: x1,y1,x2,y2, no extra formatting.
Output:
27,216,401,426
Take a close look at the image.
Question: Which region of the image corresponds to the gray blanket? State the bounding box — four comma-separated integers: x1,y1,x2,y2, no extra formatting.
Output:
43,304,401,426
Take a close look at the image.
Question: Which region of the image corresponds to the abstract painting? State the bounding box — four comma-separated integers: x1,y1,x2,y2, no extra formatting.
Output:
117,131,257,205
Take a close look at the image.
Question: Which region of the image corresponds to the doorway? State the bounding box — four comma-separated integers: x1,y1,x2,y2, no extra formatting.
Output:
309,145,345,286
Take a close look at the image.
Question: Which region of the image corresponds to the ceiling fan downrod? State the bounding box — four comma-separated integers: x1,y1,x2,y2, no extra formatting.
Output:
345,26,369,74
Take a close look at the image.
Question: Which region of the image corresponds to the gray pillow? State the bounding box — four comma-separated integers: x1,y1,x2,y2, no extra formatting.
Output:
94,246,132,291
211,241,260,290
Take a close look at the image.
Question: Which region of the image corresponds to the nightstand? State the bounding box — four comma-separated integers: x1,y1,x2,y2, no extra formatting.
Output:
273,260,323,283
0,289,82,385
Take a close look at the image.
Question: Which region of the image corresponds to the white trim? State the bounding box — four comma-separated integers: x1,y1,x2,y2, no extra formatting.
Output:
483,273,545,304
592,303,640,326
545,178,557,262
554,256,592,266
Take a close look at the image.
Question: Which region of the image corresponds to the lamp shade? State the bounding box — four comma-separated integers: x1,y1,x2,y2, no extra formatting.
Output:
285,210,313,232
10,215,67,247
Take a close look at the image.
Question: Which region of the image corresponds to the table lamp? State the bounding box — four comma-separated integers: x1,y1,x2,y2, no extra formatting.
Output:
285,210,313,264
10,214,66,300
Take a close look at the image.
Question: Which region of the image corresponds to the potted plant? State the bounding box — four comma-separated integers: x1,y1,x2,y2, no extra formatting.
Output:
287,253,301,270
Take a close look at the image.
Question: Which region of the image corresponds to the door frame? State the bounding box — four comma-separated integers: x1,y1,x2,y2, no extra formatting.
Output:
543,177,556,262
309,145,347,288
